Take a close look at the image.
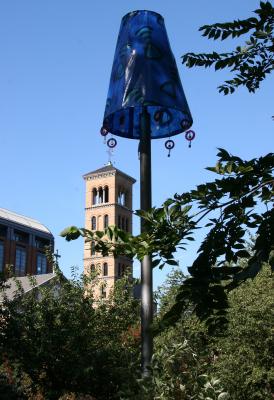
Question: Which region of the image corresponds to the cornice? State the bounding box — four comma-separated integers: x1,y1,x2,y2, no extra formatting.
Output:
84,171,116,180
85,203,133,213
83,169,136,184
83,256,133,262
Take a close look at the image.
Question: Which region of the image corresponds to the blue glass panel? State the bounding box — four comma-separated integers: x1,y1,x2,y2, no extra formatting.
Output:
103,10,193,139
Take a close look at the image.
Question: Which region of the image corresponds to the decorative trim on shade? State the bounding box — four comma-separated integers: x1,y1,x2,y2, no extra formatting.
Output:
103,10,193,140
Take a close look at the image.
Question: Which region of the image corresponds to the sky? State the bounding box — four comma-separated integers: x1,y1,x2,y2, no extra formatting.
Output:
0,0,273,288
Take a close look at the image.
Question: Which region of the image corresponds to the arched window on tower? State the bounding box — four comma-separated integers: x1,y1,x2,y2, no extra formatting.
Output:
91,216,96,230
92,188,97,205
118,189,128,206
101,285,107,299
90,264,95,273
104,215,109,229
103,262,108,276
91,241,96,255
104,186,109,203
118,189,122,205
121,192,125,206
98,187,103,204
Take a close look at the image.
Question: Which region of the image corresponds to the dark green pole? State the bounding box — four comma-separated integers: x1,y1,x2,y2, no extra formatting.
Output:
140,107,153,376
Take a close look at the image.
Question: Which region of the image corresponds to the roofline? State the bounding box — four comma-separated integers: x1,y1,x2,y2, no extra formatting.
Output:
22,273,57,294
83,168,136,184
0,207,53,236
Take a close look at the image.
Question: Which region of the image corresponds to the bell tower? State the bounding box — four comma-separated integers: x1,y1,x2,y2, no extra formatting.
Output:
83,162,136,299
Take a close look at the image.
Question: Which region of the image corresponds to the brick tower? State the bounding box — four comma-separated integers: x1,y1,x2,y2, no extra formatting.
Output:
83,162,136,299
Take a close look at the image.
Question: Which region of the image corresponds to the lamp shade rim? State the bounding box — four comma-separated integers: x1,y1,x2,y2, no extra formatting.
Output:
104,105,193,140
105,128,191,140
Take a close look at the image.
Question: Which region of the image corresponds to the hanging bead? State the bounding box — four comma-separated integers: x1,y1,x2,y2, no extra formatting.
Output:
165,139,175,157
185,130,195,148
100,126,109,144
107,137,117,148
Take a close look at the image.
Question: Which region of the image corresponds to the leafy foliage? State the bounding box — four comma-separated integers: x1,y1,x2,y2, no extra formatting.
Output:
155,268,186,317
143,265,273,399
182,1,274,94
1,262,272,398
137,341,228,400
0,268,140,399
62,150,274,330
211,264,274,399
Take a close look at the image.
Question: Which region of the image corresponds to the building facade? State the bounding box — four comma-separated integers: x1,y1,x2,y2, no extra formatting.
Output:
0,208,54,277
83,162,136,299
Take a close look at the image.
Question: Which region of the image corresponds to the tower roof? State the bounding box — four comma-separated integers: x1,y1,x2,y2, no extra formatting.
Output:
83,162,136,183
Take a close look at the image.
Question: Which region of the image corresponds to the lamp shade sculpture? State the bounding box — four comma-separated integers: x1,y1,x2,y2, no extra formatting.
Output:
102,10,193,374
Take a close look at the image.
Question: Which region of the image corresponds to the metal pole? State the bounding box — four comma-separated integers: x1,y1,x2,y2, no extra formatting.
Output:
140,107,153,376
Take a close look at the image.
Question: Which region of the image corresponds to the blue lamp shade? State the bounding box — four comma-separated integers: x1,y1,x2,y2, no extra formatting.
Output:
103,10,193,140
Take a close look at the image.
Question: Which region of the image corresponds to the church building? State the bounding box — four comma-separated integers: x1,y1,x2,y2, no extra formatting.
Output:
83,162,136,299
0,207,54,277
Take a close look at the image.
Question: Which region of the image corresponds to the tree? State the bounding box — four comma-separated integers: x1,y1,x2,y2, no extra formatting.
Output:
182,1,274,95
211,263,274,399
138,264,273,399
0,268,140,399
155,268,186,317
62,149,274,330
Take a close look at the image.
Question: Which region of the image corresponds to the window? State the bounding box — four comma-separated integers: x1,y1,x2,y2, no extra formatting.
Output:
35,237,50,249
0,225,7,238
101,285,106,299
98,187,103,204
125,218,129,232
92,188,97,205
118,191,122,205
103,262,108,276
91,241,96,255
121,217,125,230
91,216,96,230
104,215,109,229
15,246,27,276
0,241,4,272
90,264,95,273
104,186,109,203
118,264,126,277
118,190,127,206
36,253,47,274
118,215,121,228
14,230,29,244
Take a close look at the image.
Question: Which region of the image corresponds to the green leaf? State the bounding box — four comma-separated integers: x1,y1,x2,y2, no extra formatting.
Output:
236,250,250,258
152,259,161,268
217,148,231,160
218,393,229,400
166,259,179,266
60,226,82,241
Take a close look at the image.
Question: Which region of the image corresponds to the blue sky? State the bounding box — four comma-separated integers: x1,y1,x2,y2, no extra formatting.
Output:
0,0,273,288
